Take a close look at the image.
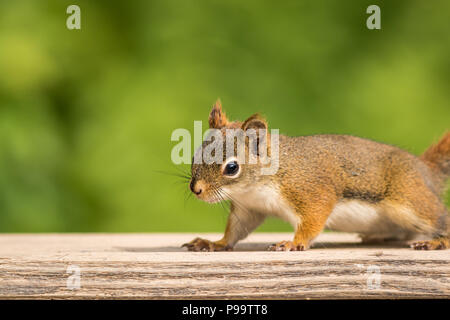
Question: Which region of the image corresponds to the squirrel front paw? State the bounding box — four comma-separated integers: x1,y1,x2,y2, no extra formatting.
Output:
411,238,449,250
268,240,307,251
182,237,233,252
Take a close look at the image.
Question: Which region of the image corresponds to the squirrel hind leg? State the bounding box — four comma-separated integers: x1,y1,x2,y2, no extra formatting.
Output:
409,209,450,250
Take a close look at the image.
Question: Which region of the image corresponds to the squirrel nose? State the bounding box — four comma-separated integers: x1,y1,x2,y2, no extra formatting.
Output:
190,180,203,195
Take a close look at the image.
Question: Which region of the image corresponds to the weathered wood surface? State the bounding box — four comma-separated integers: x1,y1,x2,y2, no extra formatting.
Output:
0,233,448,299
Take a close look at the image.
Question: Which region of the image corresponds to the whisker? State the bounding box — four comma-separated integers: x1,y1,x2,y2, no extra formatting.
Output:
153,169,191,184
172,165,192,178
217,187,251,237
154,170,191,180
184,188,194,209
212,188,228,213
210,187,232,231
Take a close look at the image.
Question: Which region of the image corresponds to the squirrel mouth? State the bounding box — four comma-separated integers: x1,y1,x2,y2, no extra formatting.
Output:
202,195,223,204
193,186,229,204
205,198,221,204
196,191,227,204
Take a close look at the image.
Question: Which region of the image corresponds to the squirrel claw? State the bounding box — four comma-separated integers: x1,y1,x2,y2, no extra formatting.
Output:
182,237,232,252
268,241,306,251
411,241,430,250
411,238,449,250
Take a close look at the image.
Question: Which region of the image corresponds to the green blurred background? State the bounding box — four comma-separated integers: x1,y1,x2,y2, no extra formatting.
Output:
0,1,449,232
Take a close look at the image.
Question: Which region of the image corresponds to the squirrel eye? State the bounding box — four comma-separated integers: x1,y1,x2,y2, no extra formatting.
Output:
223,161,239,176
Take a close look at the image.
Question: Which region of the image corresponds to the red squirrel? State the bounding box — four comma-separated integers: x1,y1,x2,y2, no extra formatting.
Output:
183,100,450,251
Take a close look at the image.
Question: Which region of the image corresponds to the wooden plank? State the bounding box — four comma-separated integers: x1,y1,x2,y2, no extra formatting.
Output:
0,233,448,299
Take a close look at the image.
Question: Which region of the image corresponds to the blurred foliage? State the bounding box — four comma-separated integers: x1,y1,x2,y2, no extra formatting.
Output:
0,0,449,232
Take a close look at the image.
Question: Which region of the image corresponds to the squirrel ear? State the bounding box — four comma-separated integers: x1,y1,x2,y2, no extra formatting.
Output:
242,114,269,157
208,99,229,129
242,113,268,132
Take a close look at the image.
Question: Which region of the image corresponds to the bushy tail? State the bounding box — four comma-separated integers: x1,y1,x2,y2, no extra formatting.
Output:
421,132,450,179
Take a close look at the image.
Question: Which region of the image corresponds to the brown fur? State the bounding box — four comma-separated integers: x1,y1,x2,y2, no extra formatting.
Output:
421,132,450,179
208,99,229,129
183,101,450,251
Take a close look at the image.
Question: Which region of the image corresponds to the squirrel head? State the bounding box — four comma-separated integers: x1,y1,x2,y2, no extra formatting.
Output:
190,99,271,203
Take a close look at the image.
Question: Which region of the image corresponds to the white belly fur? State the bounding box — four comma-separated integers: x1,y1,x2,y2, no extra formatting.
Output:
224,185,411,238
325,200,401,235
222,185,300,229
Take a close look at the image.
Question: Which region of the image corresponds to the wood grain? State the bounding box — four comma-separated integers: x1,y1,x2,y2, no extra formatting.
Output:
0,233,448,299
